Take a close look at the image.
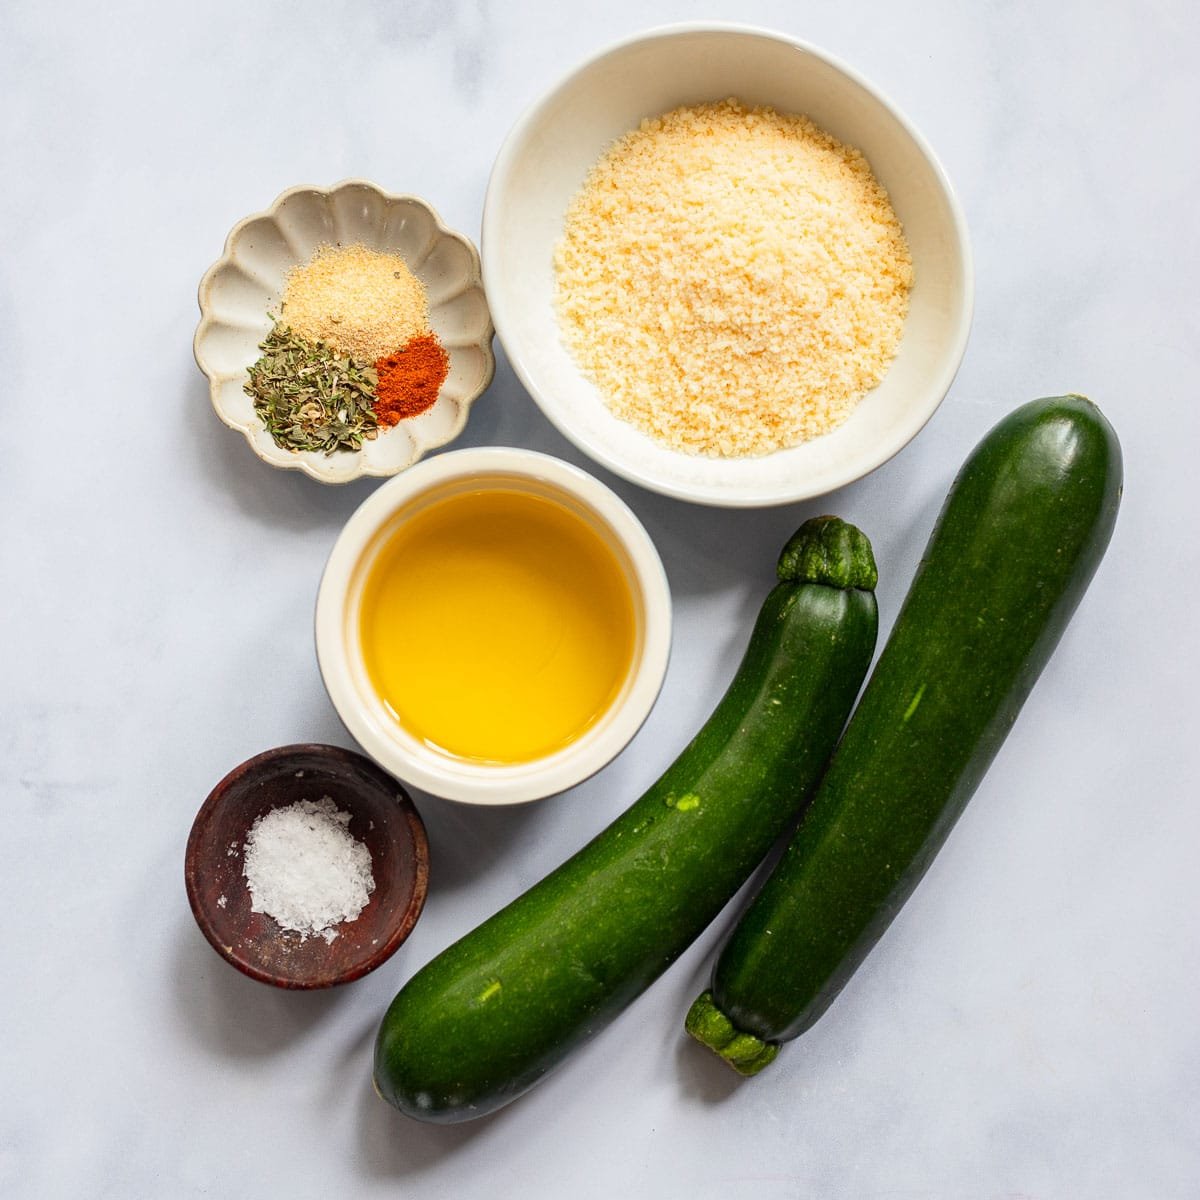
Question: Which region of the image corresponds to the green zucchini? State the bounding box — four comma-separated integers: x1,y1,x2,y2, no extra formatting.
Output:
686,395,1123,1075
374,516,879,1122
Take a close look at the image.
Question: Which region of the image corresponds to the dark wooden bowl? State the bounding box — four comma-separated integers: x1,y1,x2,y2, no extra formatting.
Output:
185,744,429,989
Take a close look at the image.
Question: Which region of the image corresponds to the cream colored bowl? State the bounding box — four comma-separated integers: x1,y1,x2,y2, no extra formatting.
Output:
483,23,973,507
315,448,672,805
195,180,495,484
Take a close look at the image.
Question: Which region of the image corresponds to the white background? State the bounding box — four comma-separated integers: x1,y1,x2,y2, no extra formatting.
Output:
2,2,1197,1197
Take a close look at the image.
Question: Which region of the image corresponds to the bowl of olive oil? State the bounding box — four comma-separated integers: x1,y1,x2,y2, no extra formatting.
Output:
316,448,671,804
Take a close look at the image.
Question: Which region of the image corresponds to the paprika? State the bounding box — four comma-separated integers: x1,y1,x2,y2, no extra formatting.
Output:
373,334,450,425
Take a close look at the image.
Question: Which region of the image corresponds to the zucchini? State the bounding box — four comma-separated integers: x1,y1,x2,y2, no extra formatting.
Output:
686,395,1123,1074
374,516,879,1122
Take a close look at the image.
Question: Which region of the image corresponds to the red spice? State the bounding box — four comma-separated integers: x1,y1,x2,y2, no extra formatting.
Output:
373,333,450,425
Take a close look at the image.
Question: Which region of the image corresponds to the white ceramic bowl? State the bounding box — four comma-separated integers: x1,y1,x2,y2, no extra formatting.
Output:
195,180,495,484
315,448,671,805
482,23,973,507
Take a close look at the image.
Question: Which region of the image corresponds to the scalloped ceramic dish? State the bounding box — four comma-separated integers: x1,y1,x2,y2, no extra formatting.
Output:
195,181,495,483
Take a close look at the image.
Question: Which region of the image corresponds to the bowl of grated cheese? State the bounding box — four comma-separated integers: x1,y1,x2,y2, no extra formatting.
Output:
482,23,973,507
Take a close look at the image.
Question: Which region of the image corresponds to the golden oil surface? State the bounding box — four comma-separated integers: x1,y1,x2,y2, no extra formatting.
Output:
359,488,637,764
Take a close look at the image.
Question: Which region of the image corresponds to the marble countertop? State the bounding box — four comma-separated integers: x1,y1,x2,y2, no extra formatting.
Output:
2,2,1197,1197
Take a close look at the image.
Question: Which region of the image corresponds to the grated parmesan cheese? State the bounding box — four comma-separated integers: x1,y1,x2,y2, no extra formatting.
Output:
242,796,374,943
553,99,914,457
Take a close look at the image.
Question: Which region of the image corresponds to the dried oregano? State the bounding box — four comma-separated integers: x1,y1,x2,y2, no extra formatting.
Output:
245,321,380,455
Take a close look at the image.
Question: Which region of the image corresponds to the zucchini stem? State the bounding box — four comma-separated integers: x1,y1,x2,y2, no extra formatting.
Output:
777,516,878,592
685,991,779,1076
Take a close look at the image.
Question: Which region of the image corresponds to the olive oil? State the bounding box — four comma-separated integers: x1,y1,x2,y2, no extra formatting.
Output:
358,488,637,764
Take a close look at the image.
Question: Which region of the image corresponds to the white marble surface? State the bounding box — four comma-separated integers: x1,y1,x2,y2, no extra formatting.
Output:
2,2,1197,1197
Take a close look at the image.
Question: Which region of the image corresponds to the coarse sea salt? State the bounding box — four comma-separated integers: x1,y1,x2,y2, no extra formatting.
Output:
242,796,374,943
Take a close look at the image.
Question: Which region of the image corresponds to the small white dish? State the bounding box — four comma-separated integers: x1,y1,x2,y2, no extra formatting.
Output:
315,448,672,805
195,180,495,484
482,23,973,507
